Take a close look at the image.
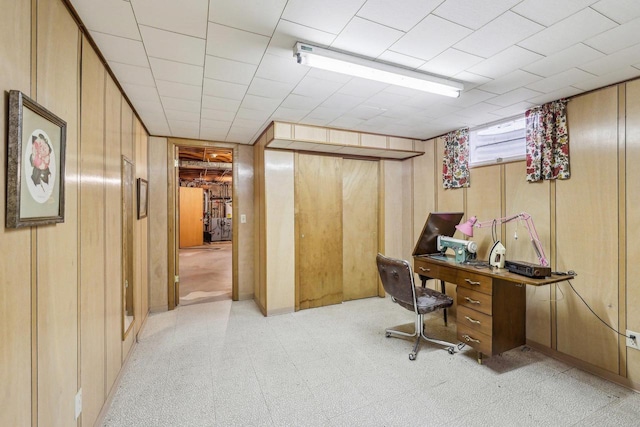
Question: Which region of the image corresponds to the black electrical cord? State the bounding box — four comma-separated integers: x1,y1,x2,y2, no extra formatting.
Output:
565,278,635,341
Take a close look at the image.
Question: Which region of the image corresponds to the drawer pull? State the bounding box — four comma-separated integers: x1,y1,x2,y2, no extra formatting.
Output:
464,296,480,304
419,267,430,272
465,278,481,286
462,334,481,344
464,316,481,325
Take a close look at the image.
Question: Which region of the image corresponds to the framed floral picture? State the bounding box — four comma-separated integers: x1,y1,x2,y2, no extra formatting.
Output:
6,90,67,228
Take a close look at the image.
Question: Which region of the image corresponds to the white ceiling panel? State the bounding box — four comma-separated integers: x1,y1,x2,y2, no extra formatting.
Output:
491,101,536,118
201,109,236,122
240,95,282,112
390,15,472,61
247,78,294,100
292,76,344,99
70,0,140,39
337,78,387,98
512,0,596,26
236,108,272,122
121,84,161,103
202,96,241,112
434,0,522,30
442,89,497,108
206,23,270,65
109,62,155,87
592,0,640,24
363,91,411,109
281,0,366,34
209,0,287,37
321,93,365,111
200,118,232,131
331,17,403,58
280,94,323,110
91,32,148,67
204,56,257,85
584,18,640,54
376,50,426,69
467,46,543,79
419,49,484,77
579,43,640,76
271,107,310,122
130,99,165,115
203,79,247,100
518,8,617,56
479,70,542,95
200,128,229,141
329,116,365,129
164,109,200,123
523,43,603,78
255,54,309,84
162,97,201,113
452,71,493,90
306,69,352,84
131,0,208,38
526,68,596,93
149,58,203,86
267,20,337,59
156,80,202,101
454,12,544,59
344,105,386,120
305,107,343,122
527,86,584,105
356,0,442,32
485,87,543,107
140,26,205,66
572,66,640,91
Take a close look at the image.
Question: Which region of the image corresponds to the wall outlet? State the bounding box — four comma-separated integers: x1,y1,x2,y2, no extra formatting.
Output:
240,214,246,224
75,388,82,420
626,330,640,350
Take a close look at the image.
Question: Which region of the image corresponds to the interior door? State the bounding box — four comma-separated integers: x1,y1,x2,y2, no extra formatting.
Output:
179,186,204,248
122,157,134,337
342,159,379,300
296,154,343,309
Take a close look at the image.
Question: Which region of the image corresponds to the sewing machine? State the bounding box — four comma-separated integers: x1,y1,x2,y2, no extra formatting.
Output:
437,235,478,263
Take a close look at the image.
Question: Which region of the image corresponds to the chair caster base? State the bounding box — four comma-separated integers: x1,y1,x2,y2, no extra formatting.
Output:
409,353,416,361
448,347,455,355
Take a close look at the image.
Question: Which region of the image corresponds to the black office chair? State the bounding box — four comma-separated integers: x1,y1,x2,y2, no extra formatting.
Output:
376,253,457,360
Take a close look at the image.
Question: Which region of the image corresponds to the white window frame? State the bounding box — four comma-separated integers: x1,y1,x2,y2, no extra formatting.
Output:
469,115,526,168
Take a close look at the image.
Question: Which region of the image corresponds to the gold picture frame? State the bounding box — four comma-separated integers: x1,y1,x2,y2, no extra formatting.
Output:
6,90,67,228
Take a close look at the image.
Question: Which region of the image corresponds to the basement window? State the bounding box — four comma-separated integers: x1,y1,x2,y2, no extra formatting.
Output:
469,116,526,167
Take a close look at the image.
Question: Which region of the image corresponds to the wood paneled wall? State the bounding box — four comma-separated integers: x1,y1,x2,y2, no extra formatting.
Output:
0,1,150,424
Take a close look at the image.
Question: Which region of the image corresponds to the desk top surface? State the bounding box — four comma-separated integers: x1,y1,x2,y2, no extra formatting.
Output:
413,254,574,286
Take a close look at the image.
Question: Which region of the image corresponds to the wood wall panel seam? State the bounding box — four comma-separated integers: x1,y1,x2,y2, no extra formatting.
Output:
618,83,627,377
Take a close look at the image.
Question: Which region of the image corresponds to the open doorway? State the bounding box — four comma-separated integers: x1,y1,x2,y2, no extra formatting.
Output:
174,145,234,307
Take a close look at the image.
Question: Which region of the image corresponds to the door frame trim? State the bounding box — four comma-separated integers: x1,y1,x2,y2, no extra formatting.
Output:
167,138,239,310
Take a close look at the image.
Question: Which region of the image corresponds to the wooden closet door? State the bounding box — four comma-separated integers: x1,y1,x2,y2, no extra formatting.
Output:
179,186,203,248
296,154,343,309
343,159,379,300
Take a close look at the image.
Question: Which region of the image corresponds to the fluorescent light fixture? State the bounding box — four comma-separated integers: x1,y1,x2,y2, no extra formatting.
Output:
293,42,463,98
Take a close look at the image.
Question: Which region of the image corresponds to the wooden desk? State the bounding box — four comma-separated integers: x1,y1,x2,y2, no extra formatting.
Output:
413,254,571,363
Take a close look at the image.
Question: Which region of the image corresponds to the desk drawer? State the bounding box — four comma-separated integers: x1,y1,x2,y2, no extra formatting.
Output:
413,259,457,283
457,287,492,316
456,270,492,295
458,306,492,336
458,324,492,355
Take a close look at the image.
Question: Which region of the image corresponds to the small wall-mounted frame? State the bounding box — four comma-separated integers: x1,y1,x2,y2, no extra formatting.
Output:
6,90,67,228
137,178,148,219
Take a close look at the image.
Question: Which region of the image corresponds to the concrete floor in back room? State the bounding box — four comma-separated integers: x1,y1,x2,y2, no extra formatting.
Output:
179,241,232,306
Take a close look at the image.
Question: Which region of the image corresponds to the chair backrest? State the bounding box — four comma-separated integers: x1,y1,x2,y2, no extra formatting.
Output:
376,253,417,308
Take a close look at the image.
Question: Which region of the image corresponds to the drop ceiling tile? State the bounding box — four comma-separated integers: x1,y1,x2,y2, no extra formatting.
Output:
518,8,617,56
200,118,231,131
201,108,236,122
455,12,544,58
363,91,411,109
466,46,543,79
271,106,309,122
164,109,200,123
306,69,352,84
232,117,265,130
337,78,387,97
131,0,208,38
433,0,522,30
226,127,258,143
206,23,270,65
121,84,161,103
202,95,241,112
380,105,423,119
527,87,583,105
584,18,640,54
70,0,140,39
282,0,366,34
331,17,404,58
204,56,257,85
280,94,323,110
303,117,334,127
573,66,640,91
293,76,344,99
255,53,308,85
203,79,248,100
236,108,272,122
209,0,286,36
453,71,493,90
526,68,596,93
91,32,148,67
443,88,497,108
492,102,534,119
419,49,484,77
478,69,541,94
591,0,640,24
345,105,386,120
329,116,365,129
449,100,502,118
144,120,171,135
267,19,337,59
200,128,230,141
130,99,165,115
109,62,155,87
523,43,603,78
390,15,472,61
356,0,442,32
161,97,201,113
247,78,294,100
156,80,202,101
579,43,640,75
485,87,543,107
512,0,595,26
140,26,205,66
149,58,203,86
321,93,365,111
241,95,282,112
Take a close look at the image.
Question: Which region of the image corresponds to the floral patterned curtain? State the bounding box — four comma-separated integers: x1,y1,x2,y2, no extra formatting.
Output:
442,128,470,189
525,99,570,182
